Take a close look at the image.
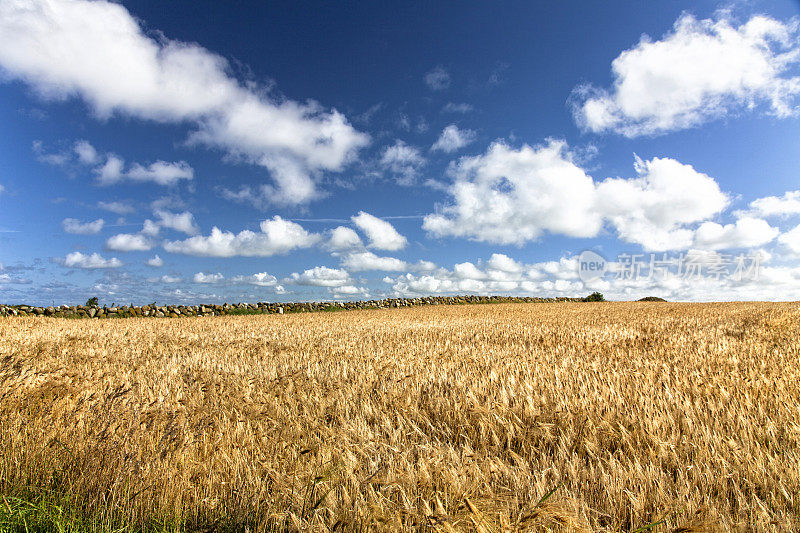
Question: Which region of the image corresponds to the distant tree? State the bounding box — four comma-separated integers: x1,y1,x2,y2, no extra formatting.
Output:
638,296,667,302
583,292,605,302
85,297,99,307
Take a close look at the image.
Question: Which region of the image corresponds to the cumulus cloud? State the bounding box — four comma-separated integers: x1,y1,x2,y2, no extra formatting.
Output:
694,217,779,250
217,156,325,207
92,152,193,186
123,161,194,186
141,219,161,237
778,224,800,254
385,253,601,298
330,285,369,297
145,254,164,267
424,140,730,250
352,211,408,251
745,190,800,217
424,66,450,90
379,140,425,185
105,232,155,252
74,139,98,164
163,216,320,257
193,272,224,284
40,138,194,187
0,273,33,285
595,156,730,250
156,274,182,283
342,251,408,272
423,140,601,245
96,154,125,183
97,201,134,215
288,266,350,287
231,272,282,288
154,209,199,235
486,253,524,275
326,226,363,252
572,14,800,136
0,0,368,203
61,251,122,269
431,125,477,153
62,217,104,235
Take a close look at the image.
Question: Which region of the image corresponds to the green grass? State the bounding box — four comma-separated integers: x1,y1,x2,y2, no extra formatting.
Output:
1,493,112,533
0,491,193,533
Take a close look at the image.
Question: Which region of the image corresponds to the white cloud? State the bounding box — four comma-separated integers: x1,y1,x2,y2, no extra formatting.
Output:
125,161,194,186
32,140,70,166
145,254,164,267
694,217,779,250
94,154,193,186
330,284,369,297
97,201,134,215
288,266,350,287
154,209,199,235
105,232,155,252
778,224,800,254
0,273,32,285
45,140,195,187
596,156,730,250
387,254,547,296
415,260,438,271
384,254,595,298
0,184,4,194
141,219,161,237
442,102,473,113
453,261,486,280
342,251,408,271
572,14,800,136
326,226,363,252
424,66,450,90
62,251,122,269
431,125,477,153
62,217,104,235
424,141,730,250
423,140,601,245
375,249,800,300
530,257,580,281
163,216,320,257
193,272,224,284
0,0,368,204
486,253,524,274
157,274,182,283
746,190,800,217
231,272,281,288
96,155,125,183
74,139,98,164
379,140,425,185
352,211,407,251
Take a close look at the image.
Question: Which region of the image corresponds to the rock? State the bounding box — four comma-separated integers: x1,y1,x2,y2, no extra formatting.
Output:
88,308,96,318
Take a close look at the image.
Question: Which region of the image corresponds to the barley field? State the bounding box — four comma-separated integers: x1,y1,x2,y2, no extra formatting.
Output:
0,302,798,532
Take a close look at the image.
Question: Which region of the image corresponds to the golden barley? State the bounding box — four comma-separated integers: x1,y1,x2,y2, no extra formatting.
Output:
0,302,798,531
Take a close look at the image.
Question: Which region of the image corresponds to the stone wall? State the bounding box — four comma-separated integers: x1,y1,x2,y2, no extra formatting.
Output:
0,295,582,318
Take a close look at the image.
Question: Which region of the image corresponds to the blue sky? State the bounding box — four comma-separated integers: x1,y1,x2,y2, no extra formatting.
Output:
2,0,800,304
